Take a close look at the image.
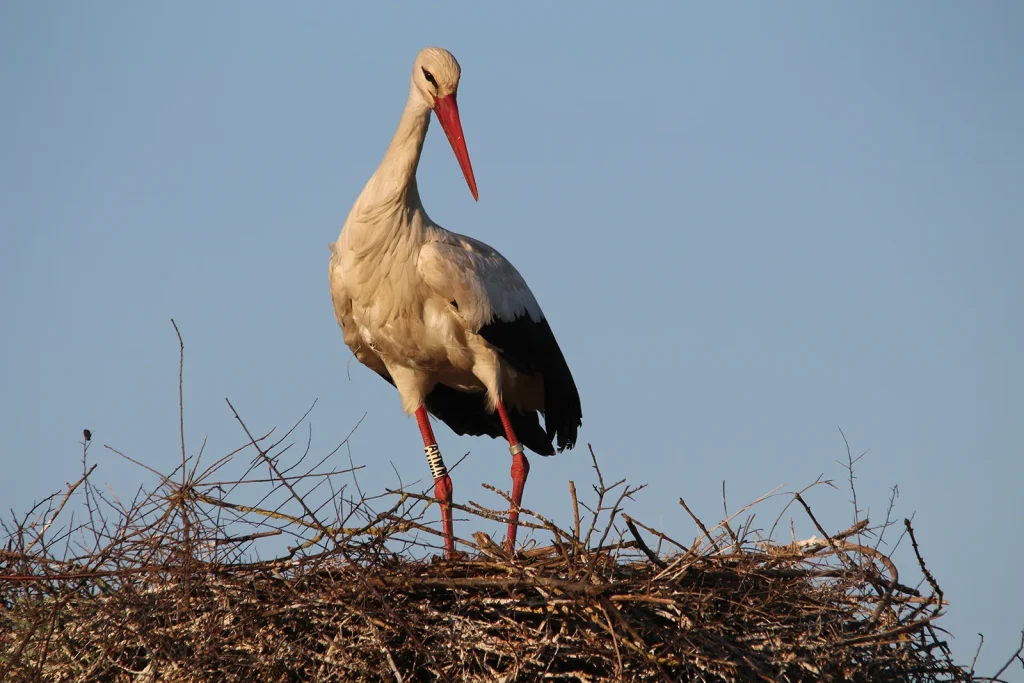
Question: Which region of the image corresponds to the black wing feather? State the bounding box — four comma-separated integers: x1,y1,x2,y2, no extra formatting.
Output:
477,315,582,452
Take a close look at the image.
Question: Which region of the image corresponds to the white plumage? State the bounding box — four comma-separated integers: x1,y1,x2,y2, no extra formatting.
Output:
329,47,581,556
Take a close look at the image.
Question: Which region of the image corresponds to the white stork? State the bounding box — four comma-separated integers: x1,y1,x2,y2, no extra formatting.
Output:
329,47,582,556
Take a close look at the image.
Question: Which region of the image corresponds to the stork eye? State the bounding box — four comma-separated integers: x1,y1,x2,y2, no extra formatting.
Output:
421,68,437,87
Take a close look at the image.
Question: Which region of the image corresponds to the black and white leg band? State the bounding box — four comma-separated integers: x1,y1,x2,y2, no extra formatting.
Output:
425,444,448,479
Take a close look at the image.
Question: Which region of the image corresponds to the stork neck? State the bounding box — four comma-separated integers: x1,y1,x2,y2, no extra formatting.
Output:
369,89,432,207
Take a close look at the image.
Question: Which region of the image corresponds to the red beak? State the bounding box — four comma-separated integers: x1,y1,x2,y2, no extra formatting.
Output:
433,94,479,201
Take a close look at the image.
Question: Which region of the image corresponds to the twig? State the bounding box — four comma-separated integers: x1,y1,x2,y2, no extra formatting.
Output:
971,633,984,673
988,629,1024,682
171,319,192,612
226,398,330,544
837,426,866,529
622,515,667,569
569,480,580,542
903,518,943,614
721,480,741,549
24,465,96,554
679,497,719,553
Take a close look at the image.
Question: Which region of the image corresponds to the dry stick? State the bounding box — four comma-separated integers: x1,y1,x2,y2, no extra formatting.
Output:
721,480,741,549
582,444,610,548
104,445,173,484
766,475,833,540
187,433,209,492
793,493,851,570
480,486,579,561
382,645,405,683
30,592,68,680
837,425,861,528
828,518,871,543
212,529,283,546
431,491,549,533
79,436,102,553
328,532,454,683
970,633,985,674
831,614,939,648
275,401,323,476
567,479,584,569
193,429,276,496
679,497,720,553
599,598,673,681
200,468,359,487
593,482,639,553
598,600,623,678
24,465,96,554
873,484,901,554
576,484,635,589
337,493,411,546
473,484,588,573
191,491,410,542
0,563,189,582
170,319,192,612
840,540,901,627
0,611,45,679
622,515,690,553
903,519,943,615
622,515,667,569
225,398,331,547
569,481,580,542
794,494,898,629
707,492,777,553
655,484,787,582
988,629,1024,682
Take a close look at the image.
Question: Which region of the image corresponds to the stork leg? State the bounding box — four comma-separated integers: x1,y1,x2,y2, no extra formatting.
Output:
416,405,455,557
496,399,530,555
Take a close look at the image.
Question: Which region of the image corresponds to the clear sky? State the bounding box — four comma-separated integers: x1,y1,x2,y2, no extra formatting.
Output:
2,2,1021,676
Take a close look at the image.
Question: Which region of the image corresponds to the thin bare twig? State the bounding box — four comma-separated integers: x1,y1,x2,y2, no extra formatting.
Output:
987,629,1024,682
904,518,943,615
171,319,192,612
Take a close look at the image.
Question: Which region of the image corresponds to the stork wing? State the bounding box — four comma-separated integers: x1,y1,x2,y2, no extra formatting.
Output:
417,234,543,330
417,234,581,452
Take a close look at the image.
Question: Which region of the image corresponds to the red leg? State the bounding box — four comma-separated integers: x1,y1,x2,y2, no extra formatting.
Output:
497,399,529,555
416,406,454,557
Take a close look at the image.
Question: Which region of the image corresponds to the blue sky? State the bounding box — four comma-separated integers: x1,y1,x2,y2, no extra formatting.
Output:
2,3,1021,675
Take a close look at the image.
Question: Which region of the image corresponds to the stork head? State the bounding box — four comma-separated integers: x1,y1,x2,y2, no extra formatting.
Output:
412,47,478,201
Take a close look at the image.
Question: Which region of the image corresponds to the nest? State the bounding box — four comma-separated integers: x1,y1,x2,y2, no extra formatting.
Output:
0,381,1001,681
